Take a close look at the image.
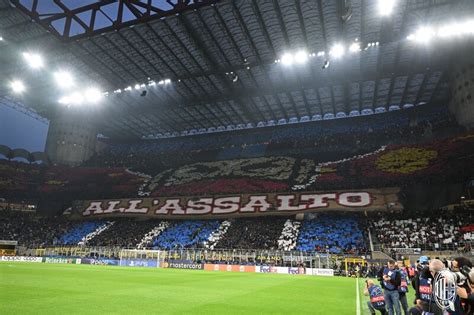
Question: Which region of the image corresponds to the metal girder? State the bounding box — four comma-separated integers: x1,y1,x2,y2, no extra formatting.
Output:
128,60,448,117
10,0,221,42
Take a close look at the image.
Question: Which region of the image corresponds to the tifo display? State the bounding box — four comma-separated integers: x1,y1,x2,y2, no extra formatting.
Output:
2,0,474,314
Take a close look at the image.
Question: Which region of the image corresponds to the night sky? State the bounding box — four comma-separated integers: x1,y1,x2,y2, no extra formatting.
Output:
0,103,49,153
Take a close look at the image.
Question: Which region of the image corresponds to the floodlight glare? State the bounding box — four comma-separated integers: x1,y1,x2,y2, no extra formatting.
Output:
124,86,132,91
466,20,474,34
58,96,70,105
329,44,344,58
317,51,325,57
69,92,84,105
294,50,309,64
134,84,141,90
54,71,74,88
410,27,435,44
438,20,474,37
10,80,26,93
164,79,171,84
349,42,361,53
281,53,294,65
22,52,44,69
378,0,396,16
84,88,103,103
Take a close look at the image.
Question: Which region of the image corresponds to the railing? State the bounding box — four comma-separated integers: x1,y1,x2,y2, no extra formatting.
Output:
19,245,357,268
383,241,473,255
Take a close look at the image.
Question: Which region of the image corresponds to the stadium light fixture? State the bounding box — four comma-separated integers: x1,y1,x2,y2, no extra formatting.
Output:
124,86,132,91
281,53,294,65
294,50,309,64
164,79,171,84
438,20,474,38
134,84,141,90
407,27,435,44
438,23,464,38
317,51,325,57
84,88,103,103
58,96,70,105
54,71,74,88
10,80,26,93
349,42,361,53
378,0,396,16
22,52,44,69
69,92,84,105
329,44,345,58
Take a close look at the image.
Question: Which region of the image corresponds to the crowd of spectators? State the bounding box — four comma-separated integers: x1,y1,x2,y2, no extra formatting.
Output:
85,103,460,176
152,220,221,250
2,206,472,256
216,217,287,249
87,219,161,248
1,103,470,211
0,209,76,248
370,212,473,251
295,215,367,254
277,219,301,251
59,221,105,245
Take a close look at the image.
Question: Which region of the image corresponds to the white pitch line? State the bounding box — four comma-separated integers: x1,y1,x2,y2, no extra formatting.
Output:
356,277,361,315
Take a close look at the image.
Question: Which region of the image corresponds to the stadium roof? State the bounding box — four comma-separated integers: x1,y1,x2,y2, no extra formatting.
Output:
0,0,472,140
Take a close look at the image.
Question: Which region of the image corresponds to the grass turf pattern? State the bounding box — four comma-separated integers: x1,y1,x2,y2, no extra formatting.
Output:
1,262,359,314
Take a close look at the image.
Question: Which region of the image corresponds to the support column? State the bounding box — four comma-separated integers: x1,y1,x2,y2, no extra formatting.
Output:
45,109,98,166
449,49,474,129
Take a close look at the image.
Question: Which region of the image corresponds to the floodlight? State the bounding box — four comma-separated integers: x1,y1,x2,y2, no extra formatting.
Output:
10,80,26,93
438,20,474,37
410,27,435,44
281,53,294,65
22,52,44,69
349,42,361,53
54,71,74,88
148,80,156,86
69,92,84,105
58,96,70,105
114,89,122,93
294,50,308,64
0,36,3,41
84,88,103,103
124,86,132,91
134,84,140,90
164,79,171,84
378,0,396,16
465,20,474,34
329,44,344,58
317,51,325,57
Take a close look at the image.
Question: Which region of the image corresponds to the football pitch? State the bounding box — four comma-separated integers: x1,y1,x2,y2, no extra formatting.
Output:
0,262,413,314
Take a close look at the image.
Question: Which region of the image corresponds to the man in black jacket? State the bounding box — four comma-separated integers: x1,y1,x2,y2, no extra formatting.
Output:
409,259,445,315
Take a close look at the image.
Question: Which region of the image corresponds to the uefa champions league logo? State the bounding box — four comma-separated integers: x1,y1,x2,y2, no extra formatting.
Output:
433,269,457,310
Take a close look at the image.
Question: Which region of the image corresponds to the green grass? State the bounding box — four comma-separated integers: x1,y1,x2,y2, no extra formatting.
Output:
0,262,360,315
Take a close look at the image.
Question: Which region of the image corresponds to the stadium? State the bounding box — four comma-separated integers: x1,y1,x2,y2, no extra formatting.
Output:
0,0,474,314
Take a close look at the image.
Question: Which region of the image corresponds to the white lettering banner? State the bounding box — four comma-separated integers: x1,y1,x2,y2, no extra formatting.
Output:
74,188,401,218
